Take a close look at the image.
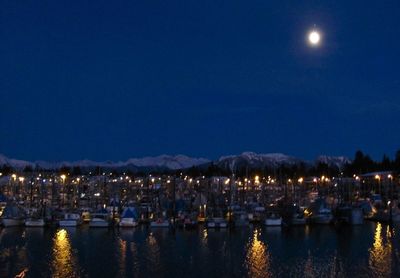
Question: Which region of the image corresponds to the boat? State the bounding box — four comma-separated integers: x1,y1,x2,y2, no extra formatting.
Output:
291,211,306,226
265,212,282,226
89,212,111,228
335,205,364,225
59,213,82,227
183,212,198,229
81,208,92,223
307,198,333,224
150,218,170,228
25,218,46,227
1,203,26,227
234,210,250,227
248,206,265,224
119,207,139,228
350,207,364,225
2,218,25,227
207,217,228,229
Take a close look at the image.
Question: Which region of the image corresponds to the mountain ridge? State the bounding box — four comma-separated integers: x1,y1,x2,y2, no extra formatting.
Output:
0,152,351,171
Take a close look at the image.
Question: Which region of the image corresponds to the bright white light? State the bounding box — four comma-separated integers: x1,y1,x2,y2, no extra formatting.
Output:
309,31,320,45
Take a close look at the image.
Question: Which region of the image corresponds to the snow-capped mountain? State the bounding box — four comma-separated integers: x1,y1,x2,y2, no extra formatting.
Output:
0,154,210,171
0,154,33,169
217,152,303,170
0,152,351,172
316,155,351,169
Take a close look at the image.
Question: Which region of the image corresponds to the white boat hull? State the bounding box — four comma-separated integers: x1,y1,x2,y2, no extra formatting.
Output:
25,219,46,227
2,218,24,227
89,220,110,228
207,218,228,228
265,218,282,226
312,214,333,224
150,221,169,228
119,218,138,227
59,220,79,227
291,218,306,225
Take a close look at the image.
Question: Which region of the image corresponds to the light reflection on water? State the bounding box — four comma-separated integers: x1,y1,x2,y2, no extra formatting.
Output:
0,222,399,277
368,223,393,277
51,228,79,278
245,228,270,278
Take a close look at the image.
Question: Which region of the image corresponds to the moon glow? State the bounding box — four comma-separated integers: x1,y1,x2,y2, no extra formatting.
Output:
308,31,320,45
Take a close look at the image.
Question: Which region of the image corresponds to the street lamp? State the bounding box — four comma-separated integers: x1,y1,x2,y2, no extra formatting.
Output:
61,174,66,208
374,175,381,195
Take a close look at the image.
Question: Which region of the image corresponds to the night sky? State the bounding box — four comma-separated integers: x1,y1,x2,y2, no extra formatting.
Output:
1,1,399,161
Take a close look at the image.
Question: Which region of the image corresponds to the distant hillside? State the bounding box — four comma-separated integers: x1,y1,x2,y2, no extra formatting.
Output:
0,152,351,172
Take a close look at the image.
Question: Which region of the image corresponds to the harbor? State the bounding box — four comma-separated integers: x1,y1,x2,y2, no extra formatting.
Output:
0,170,399,230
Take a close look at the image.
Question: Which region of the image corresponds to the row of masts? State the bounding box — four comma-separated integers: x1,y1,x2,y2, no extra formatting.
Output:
0,171,398,225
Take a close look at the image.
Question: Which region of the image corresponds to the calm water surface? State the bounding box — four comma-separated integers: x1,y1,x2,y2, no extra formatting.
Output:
1,222,399,277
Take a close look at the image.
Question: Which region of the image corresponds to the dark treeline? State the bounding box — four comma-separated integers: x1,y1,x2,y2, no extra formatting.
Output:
185,150,400,178
2,150,400,178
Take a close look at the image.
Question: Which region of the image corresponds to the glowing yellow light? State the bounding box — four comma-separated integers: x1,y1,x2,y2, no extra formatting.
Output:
375,175,380,180
298,177,304,183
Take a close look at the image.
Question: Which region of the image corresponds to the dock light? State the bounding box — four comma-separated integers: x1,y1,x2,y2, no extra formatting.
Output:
18,177,25,182
12,174,17,180
313,178,317,183
76,178,80,182
375,175,380,180
298,177,304,183
0,173,2,176
387,201,391,206
151,178,155,183
355,176,360,181
60,174,66,182
225,179,230,185
388,174,393,179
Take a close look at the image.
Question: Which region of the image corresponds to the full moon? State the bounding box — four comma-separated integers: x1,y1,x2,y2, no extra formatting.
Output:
308,31,320,45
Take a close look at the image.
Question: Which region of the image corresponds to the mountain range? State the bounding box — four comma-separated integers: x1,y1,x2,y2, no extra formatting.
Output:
0,152,351,172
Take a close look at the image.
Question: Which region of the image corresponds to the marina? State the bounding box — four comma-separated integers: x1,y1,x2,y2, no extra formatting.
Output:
0,171,399,230
1,170,400,276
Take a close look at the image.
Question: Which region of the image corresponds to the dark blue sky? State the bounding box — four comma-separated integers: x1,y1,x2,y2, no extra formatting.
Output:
1,1,399,161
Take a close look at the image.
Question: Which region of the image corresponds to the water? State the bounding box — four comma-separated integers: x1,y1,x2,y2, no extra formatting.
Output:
1,222,399,277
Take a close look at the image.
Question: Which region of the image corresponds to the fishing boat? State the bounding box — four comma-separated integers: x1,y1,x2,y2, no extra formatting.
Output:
25,218,46,227
183,212,198,229
119,207,138,228
248,206,265,224
335,205,364,225
81,208,92,223
291,209,306,226
89,212,111,228
59,212,82,227
150,218,170,228
207,217,228,229
307,198,333,224
1,203,26,227
234,210,250,227
265,212,282,226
